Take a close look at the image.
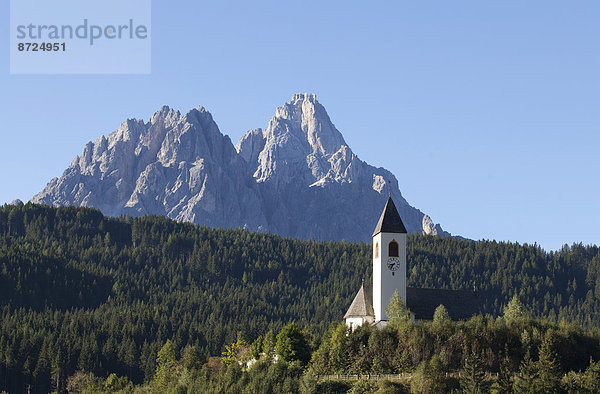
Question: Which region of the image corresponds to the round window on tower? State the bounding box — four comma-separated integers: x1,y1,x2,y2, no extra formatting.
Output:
389,240,399,257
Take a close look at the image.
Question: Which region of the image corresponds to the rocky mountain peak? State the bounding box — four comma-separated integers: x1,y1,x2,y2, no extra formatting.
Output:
32,95,448,241
270,93,346,156
235,128,265,165
247,93,353,185
150,105,180,124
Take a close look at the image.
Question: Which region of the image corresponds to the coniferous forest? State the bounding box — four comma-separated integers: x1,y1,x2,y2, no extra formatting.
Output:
0,202,599,393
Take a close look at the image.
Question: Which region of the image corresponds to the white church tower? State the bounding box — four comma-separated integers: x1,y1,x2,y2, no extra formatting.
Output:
372,197,407,321
344,197,408,329
345,197,481,329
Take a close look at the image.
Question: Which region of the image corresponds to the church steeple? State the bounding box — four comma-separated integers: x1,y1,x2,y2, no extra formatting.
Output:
344,196,409,329
372,197,407,236
372,197,407,322
345,196,481,328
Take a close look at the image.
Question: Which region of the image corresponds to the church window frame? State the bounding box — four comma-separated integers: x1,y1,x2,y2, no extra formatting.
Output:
375,242,379,258
389,240,399,257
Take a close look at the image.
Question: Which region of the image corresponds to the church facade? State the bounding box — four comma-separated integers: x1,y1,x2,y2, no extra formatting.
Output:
344,197,480,330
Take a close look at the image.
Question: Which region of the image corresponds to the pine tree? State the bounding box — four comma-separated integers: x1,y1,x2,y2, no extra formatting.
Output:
51,347,66,394
461,350,487,393
386,290,412,332
582,358,600,393
513,350,539,394
536,332,561,393
251,335,263,360
411,354,447,393
504,295,528,325
262,330,276,360
432,305,452,333
491,348,513,394
182,345,202,371
153,339,176,391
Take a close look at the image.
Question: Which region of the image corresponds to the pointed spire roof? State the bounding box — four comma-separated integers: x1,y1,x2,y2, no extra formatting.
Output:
344,283,375,319
372,197,407,236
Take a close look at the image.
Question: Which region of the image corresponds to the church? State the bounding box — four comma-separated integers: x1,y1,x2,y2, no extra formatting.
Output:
344,197,480,330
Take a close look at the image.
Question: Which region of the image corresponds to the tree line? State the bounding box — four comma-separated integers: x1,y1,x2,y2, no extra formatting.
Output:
67,300,600,393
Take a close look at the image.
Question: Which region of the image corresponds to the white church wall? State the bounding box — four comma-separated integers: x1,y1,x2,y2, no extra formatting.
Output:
373,232,406,321
345,316,375,332
345,317,364,332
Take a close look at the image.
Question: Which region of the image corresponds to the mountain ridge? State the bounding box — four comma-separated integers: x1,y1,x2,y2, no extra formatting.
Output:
32,93,447,241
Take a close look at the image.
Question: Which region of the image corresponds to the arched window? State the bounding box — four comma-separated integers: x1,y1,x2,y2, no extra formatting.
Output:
389,240,399,257
375,242,379,258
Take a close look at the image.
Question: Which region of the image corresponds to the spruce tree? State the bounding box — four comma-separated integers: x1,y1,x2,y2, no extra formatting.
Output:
536,332,561,393
513,350,539,394
386,289,411,332
432,304,452,337
461,350,487,393
491,348,513,394
504,295,528,325
153,339,176,391
583,358,600,393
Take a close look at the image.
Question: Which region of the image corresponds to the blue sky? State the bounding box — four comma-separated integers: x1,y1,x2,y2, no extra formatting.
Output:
1,1,598,251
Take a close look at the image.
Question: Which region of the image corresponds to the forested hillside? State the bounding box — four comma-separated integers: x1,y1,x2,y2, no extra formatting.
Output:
0,203,598,392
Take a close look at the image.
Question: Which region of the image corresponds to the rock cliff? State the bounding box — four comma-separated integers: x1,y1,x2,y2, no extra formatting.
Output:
33,93,448,241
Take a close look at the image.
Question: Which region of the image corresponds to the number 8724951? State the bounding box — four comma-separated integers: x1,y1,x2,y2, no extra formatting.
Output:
17,42,66,51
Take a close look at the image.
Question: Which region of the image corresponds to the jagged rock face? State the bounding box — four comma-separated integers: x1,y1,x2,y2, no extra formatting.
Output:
236,93,446,240
251,93,348,185
32,106,268,231
33,93,447,241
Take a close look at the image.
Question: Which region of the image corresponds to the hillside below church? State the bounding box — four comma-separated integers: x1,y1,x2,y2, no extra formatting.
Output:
0,203,599,391
2,202,599,394
31,93,446,241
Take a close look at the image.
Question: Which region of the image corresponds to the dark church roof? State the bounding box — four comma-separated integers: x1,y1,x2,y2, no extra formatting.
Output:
344,283,375,319
372,197,407,236
406,287,481,321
